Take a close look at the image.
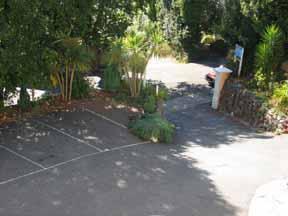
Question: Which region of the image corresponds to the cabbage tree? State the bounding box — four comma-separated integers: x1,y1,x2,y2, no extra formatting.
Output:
110,15,168,97
51,37,93,102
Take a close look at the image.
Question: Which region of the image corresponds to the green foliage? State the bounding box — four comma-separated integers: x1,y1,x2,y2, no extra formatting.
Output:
181,0,223,59
241,0,288,37
18,87,31,110
51,37,94,102
0,0,144,106
129,114,175,143
107,14,168,97
104,64,121,92
152,0,187,58
0,0,51,98
157,86,169,101
219,0,288,76
271,82,288,114
141,82,156,98
142,82,169,103
71,74,91,99
254,25,284,91
201,34,219,45
143,95,157,114
182,0,206,44
210,39,229,56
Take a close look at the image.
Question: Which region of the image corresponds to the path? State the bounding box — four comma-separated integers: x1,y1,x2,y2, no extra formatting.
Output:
148,58,288,215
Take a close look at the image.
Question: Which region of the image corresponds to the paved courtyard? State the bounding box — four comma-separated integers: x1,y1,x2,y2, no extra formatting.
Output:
0,59,287,216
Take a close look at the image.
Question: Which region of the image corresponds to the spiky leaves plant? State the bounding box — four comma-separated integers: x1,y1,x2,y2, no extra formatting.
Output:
108,14,169,97
255,25,284,91
51,37,93,102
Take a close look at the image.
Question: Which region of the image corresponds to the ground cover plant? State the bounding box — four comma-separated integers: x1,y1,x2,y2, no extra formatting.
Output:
129,113,175,143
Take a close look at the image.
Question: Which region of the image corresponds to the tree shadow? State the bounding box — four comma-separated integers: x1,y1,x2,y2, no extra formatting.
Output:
97,143,240,216
190,56,227,68
0,140,240,216
169,82,213,98
166,82,273,148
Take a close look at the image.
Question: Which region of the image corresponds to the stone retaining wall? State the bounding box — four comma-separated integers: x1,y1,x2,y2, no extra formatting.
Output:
219,80,288,133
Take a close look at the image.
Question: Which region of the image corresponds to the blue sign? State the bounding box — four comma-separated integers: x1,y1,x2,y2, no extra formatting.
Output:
234,44,244,60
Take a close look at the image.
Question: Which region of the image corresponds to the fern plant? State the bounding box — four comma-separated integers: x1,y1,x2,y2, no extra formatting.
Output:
255,25,284,91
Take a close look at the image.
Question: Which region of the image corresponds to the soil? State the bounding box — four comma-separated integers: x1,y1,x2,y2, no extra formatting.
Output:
0,90,142,127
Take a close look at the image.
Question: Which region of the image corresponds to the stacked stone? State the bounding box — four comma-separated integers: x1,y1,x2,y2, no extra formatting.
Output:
219,80,288,133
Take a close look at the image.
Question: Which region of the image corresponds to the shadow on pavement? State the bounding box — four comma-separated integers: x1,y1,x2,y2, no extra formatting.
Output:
169,82,212,98
0,141,239,216
166,83,272,148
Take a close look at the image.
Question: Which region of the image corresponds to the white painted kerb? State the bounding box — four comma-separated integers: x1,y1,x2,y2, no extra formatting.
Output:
211,66,232,110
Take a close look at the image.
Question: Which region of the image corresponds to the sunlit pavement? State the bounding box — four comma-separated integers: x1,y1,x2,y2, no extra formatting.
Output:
165,93,288,216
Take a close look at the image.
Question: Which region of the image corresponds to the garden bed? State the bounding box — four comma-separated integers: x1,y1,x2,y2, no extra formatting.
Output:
219,80,288,133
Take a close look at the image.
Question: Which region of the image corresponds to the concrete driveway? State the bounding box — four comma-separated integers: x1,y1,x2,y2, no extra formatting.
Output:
0,59,287,216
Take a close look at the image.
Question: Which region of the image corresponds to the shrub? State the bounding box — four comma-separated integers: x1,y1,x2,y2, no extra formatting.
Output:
255,25,284,91
157,86,169,101
271,82,288,114
143,95,156,114
129,114,175,143
71,74,91,99
18,87,31,110
141,82,156,98
104,64,121,92
201,33,219,45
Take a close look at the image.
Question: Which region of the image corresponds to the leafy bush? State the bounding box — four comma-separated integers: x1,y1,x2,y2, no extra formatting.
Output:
157,86,169,101
271,82,288,114
141,82,156,97
129,114,175,143
71,74,91,99
201,33,218,45
255,25,284,91
143,95,156,113
104,64,121,92
18,87,31,110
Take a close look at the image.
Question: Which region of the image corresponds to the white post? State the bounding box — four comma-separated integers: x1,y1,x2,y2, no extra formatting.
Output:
238,49,244,77
212,66,232,110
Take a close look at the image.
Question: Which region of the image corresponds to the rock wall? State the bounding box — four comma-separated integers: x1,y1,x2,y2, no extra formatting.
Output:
219,80,288,133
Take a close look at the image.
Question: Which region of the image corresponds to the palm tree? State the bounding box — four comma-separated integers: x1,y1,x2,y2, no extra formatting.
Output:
109,15,168,97
51,37,93,102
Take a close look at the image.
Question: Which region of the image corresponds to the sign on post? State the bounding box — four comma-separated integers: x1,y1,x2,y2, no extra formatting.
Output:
234,44,244,77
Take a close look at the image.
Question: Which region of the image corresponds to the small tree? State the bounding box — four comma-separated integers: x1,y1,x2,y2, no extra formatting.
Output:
254,25,284,91
108,15,167,97
51,37,93,102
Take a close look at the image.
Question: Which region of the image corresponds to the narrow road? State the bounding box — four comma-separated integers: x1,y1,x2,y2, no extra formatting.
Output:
148,58,288,216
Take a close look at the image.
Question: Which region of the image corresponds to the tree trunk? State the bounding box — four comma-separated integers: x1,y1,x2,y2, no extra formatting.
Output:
0,88,4,109
55,72,65,100
65,63,69,101
68,64,76,101
31,88,35,101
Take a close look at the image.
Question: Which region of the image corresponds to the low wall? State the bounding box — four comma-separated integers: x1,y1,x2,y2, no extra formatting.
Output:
219,80,288,133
